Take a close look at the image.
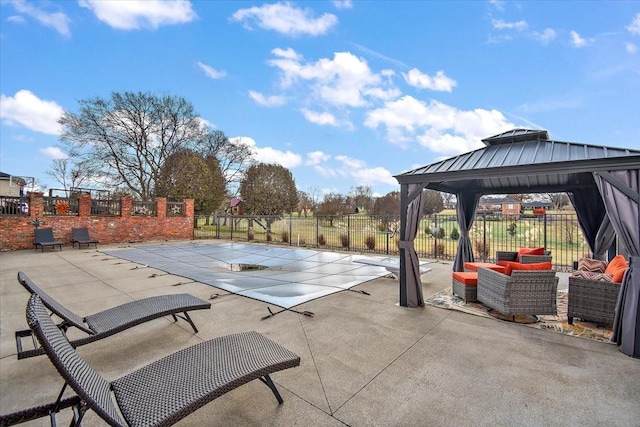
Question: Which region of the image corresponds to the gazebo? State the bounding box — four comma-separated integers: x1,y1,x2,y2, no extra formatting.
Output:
394,129,640,358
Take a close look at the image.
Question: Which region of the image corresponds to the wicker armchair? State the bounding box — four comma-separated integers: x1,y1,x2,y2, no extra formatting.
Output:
477,267,558,316
496,250,552,264
567,276,620,326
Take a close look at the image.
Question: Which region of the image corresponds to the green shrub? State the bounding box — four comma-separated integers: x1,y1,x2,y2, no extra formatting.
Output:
425,226,431,236
450,227,460,240
507,222,517,236
437,227,445,239
365,235,376,250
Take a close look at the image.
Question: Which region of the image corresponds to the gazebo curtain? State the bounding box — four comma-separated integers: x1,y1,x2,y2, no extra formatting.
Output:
569,187,615,259
594,169,640,358
400,184,427,307
453,191,481,272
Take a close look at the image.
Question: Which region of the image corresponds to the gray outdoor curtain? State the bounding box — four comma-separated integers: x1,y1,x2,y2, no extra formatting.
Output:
399,184,427,307
595,169,640,358
569,187,615,259
453,191,481,272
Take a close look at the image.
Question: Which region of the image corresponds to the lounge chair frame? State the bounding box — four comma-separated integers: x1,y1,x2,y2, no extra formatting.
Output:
14,271,211,359
13,294,300,427
33,228,63,252
71,227,99,249
495,250,552,264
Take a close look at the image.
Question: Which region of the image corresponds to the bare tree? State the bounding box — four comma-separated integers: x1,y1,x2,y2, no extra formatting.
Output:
201,131,254,196
46,158,94,194
350,185,374,213
59,91,207,200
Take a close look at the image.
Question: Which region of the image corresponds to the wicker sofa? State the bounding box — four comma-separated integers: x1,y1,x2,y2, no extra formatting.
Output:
496,249,552,265
477,267,558,316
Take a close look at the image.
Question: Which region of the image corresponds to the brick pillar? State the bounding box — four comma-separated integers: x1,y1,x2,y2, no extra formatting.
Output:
156,198,167,218
121,196,133,218
184,199,194,217
29,192,44,219
78,194,91,216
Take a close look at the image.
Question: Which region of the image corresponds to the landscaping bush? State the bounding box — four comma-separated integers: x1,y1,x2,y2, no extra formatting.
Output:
266,233,273,242
435,242,445,256
340,233,350,248
474,238,490,259
247,230,254,241
281,230,289,243
424,226,431,236
365,235,376,250
450,227,459,240
318,233,326,245
507,222,517,237
437,227,445,239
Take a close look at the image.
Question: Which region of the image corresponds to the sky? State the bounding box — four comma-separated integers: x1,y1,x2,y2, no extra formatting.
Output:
1,0,639,198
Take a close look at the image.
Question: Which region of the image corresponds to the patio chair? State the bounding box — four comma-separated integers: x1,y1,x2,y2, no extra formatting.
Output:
14,271,211,359
8,294,300,427
477,267,558,316
33,228,63,252
71,227,99,248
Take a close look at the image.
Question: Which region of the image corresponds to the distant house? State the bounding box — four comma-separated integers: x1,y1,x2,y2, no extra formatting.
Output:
230,197,244,215
0,172,23,197
478,196,520,216
522,201,552,215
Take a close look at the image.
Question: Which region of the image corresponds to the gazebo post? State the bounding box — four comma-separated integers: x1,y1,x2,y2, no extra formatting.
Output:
399,183,409,306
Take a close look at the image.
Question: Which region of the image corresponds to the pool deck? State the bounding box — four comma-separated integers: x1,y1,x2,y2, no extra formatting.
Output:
1,241,639,426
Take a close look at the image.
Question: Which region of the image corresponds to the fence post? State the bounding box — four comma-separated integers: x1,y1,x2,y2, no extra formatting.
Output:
482,213,487,261
289,213,293,247
543,213,548,249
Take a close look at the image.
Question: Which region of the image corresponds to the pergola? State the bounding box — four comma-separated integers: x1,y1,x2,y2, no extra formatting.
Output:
394,129,640,358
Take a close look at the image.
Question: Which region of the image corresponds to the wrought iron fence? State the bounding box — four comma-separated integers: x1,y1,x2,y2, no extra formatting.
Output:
43,197,79,216
166,202,185,217
194,213,592,272
0,196,29,216
132,201,156,216
91,199,121,216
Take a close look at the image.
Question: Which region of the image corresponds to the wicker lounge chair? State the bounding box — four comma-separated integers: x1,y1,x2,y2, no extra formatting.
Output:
33,228,63,252
477,267,558,316
71,227,99,248
9,294,300,427
567,275,620,325
14,271,211,359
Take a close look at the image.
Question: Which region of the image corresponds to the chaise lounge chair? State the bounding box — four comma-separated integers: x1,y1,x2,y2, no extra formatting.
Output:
33,228,63,252
71,227,99,248
14,271,211,359
2,295,300,427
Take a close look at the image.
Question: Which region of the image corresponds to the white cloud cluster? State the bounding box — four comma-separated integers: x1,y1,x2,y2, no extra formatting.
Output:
230,2,337,36
79,0,197,30
364,96,513,155
0,90,64,135
569,30,593,48
197,62,226,79
332,0,353,10
249,91,287,107
39,146,67,160
627,13,640,35
492,18,528,31
403,69,457,92
10,0,71,36
230,136,302,168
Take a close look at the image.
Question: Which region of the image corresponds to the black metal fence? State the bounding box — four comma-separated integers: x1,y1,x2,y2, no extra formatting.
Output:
0,196,29,216
194,213,592,272
43,197,78,216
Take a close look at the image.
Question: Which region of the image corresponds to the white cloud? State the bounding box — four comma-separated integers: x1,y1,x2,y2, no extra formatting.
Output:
7,15,25,23
0,90,64,135
333,0,353,9
196,62,226,79
403,68,457,92
301,109,338,126
492,19,528,31
306,151,331,166
364,95,513,154
334,155,396,186
570,30,592,48
626,42,638,54
230,136,302,168
79,0,196,30
39,146,67,159
627,13,640,35
313,165,338,178
230,2,337,36
248,90,287,107
534,28,557,44
10,0,71,36
268,49,397,107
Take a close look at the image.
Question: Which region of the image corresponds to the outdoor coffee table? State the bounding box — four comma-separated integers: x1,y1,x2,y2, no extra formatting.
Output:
463,262,506,274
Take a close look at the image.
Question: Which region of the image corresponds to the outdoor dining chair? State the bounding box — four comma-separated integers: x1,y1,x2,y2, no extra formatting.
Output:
14,271,211,359
33,228,63,252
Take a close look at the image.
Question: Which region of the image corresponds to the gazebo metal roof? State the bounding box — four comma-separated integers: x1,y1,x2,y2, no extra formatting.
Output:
394,129,640,194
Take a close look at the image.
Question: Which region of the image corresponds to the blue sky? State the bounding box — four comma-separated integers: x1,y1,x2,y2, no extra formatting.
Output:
1,1,639,198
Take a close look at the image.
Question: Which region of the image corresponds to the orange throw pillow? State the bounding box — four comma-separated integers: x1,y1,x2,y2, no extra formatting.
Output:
517,247,545,261
504,262,552,276
612,267,628,283
604,255,628,275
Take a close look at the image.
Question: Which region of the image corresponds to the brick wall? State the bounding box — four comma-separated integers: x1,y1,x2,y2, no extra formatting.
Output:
0,193,194,251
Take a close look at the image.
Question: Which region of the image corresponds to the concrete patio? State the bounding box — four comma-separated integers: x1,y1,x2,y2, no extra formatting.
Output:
1,241,639,426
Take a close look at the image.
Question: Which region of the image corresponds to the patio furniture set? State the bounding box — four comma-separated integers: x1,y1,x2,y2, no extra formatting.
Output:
2,272,301,426
452,248,629,324
33,227,98,252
